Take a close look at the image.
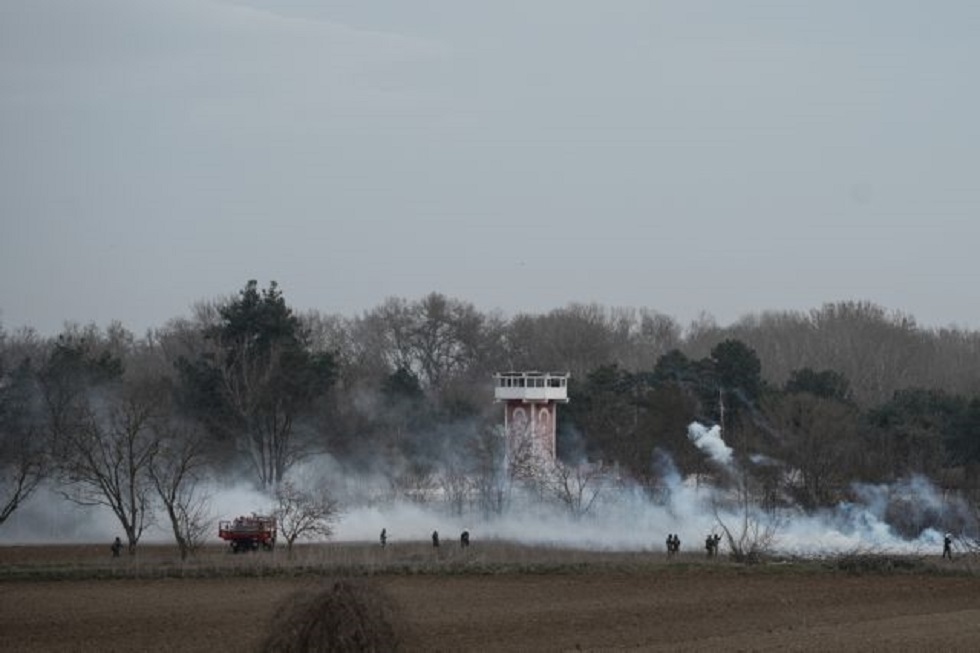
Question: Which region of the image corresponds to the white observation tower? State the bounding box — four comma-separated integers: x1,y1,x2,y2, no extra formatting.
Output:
493,371,570,461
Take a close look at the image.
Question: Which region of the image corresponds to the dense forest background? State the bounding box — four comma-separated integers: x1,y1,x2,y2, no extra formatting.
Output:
3,281,980,549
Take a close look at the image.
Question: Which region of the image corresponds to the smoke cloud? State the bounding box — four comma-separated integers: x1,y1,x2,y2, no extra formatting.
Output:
686,422,733,467
1,423,974,558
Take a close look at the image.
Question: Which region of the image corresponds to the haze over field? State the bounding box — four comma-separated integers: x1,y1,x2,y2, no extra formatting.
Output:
3,1,980,334
2,422,965,558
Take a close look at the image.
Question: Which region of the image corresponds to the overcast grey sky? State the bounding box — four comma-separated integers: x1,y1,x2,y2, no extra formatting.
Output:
2,0,979,336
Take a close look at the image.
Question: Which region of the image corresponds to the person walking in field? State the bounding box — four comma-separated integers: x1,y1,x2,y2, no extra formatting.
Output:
380,528,387,548
943,533,953,560
432,530,440,548
460,530,470,548
111,536,123,558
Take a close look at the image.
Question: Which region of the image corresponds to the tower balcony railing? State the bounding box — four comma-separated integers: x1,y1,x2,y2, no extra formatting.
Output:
493,371,569,403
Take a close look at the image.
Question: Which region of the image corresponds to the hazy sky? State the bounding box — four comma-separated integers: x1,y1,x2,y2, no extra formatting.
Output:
2,0,979,336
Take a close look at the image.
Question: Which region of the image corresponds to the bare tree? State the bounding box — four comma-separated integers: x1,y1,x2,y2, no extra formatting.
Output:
505,420,549,489
0,428,46,526
711,467,782,563
470,425,509,516
55,382,161,553
216,335,294,485
410,293,483,388
437,453,471,516
721,302,938,408
0,339,49,526
273,481,341,553
542,460,606,518
355,297,417,379
301,311,363,388
632,309,682,371
389,460,438,505
504,304,628,378
149,419,212,560
355,293,494,391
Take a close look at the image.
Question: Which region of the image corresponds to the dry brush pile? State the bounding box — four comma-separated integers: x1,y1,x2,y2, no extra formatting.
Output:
258,578,405,653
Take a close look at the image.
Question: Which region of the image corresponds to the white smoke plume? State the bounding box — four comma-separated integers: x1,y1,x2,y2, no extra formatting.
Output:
686,422,733,467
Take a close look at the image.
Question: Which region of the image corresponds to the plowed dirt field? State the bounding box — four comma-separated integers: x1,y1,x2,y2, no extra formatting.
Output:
2,544,979,652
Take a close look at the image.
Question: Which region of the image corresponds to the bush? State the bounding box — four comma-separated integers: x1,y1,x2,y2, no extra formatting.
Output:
259,579,403,652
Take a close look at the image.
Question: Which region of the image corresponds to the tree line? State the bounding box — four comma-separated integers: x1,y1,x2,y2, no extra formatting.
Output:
3,282,980,551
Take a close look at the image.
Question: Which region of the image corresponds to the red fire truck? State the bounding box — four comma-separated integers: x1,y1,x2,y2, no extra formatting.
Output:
218,513,277,553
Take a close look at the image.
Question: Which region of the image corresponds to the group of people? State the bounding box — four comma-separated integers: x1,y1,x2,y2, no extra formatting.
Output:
376,526,960,560
432,529,470,548
665,533,723,558
111,528,961,560
705,533,722,557
377,528,472,549
668,531,956,560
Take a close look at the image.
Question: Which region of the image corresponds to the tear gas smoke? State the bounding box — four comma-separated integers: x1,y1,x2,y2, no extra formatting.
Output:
1,423,974,556
0,482,271,545
686,422,732,467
